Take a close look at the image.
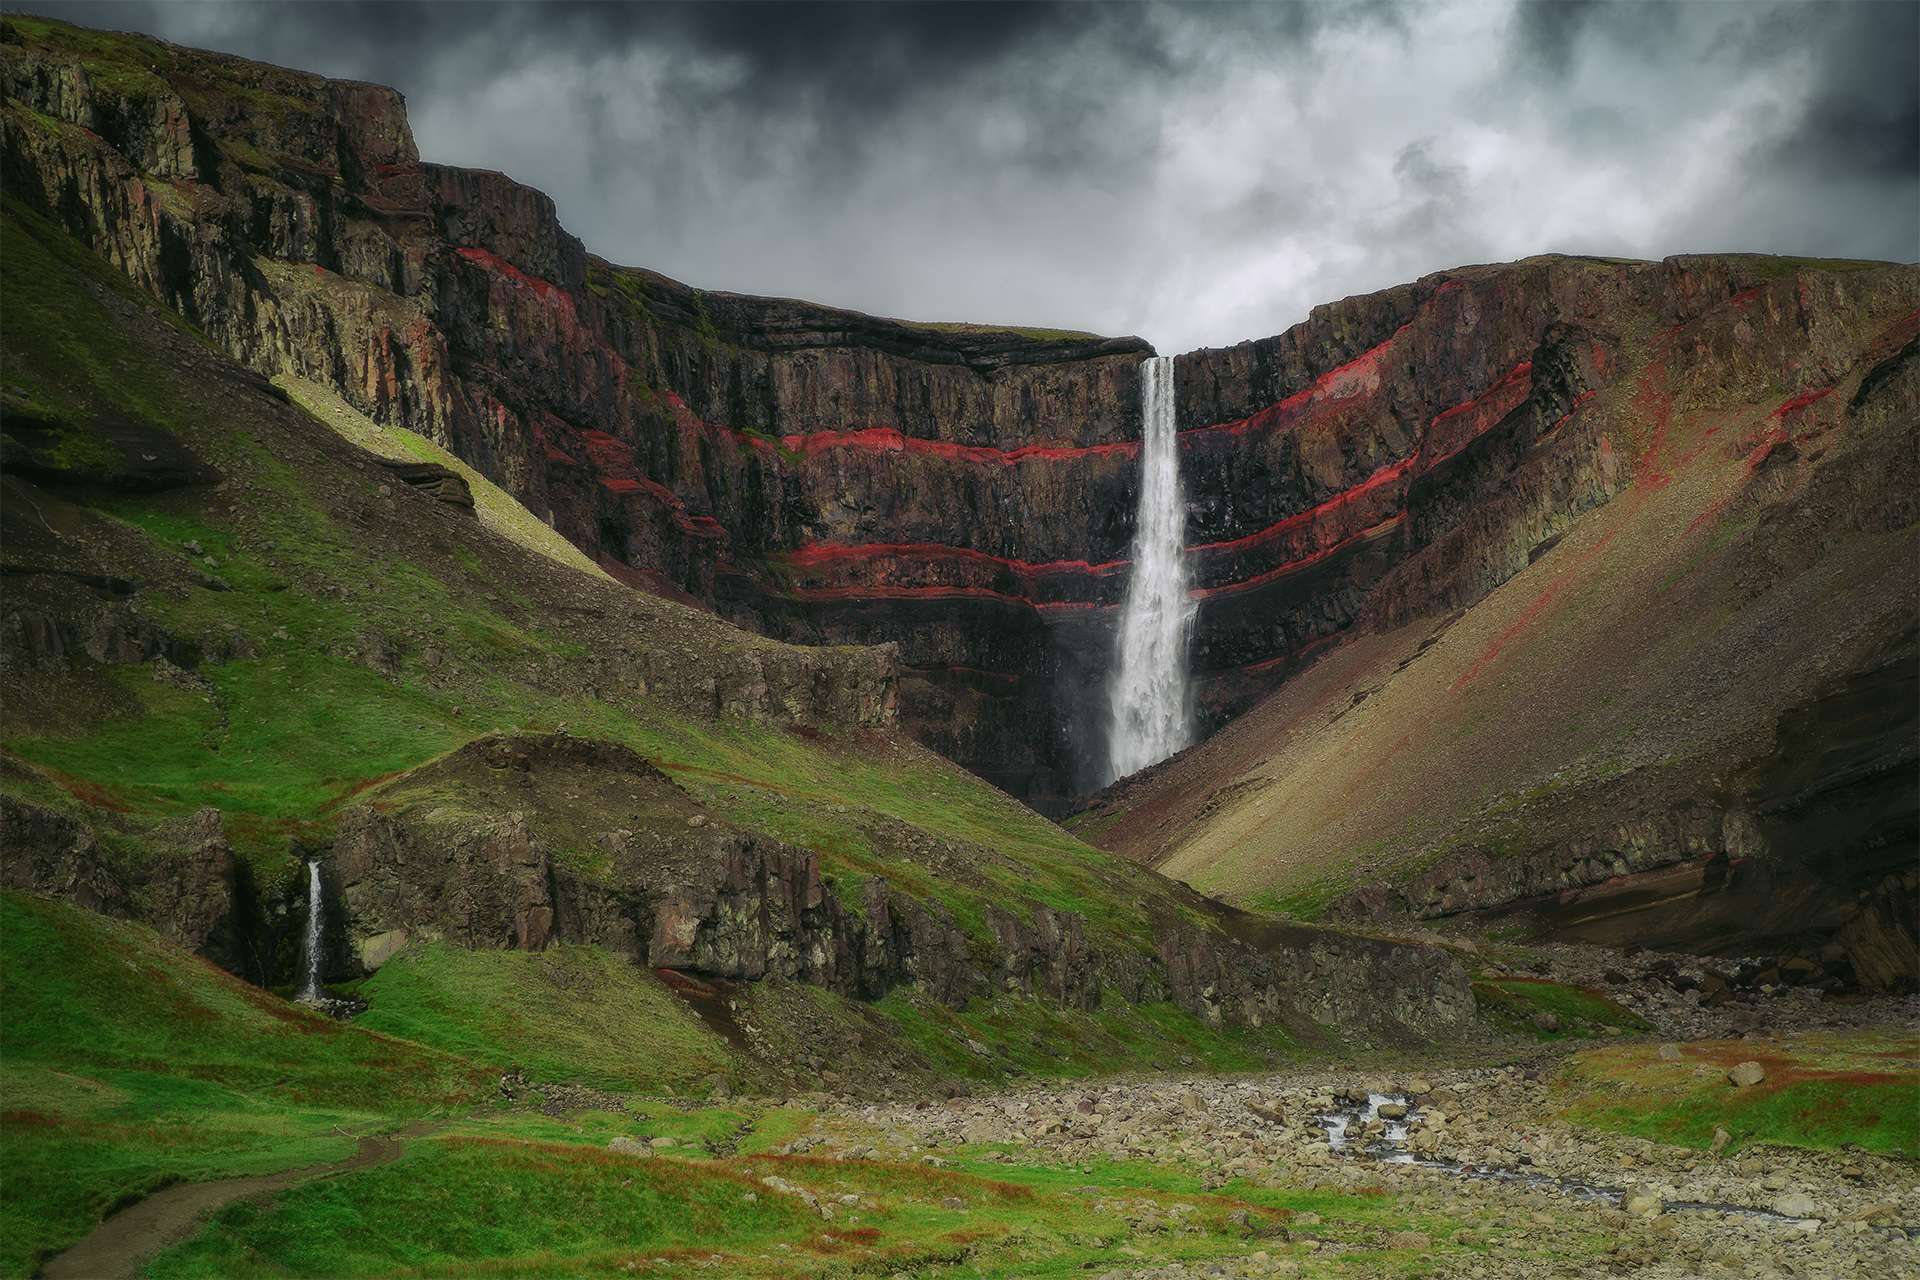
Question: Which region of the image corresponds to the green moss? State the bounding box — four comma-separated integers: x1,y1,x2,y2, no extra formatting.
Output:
352,943,732,1094
690,289,721,353
1555,1033,1920,1155
144,1137,811,1279
1247,877,1348,922
871,987,1294,1084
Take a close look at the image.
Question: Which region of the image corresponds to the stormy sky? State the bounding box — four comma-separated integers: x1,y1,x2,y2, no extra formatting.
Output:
27,0,1920,353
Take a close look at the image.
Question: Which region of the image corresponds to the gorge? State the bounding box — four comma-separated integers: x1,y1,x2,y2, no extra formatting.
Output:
0,11,1916,1280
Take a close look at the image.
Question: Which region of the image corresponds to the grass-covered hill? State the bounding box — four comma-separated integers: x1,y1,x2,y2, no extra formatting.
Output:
0,891,1570,1280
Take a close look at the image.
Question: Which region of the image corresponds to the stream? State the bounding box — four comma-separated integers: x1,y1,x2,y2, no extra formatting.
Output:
1315,1092,1892,1231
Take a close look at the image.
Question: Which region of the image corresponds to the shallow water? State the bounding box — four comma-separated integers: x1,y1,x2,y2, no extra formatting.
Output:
1316,1092,1836,1228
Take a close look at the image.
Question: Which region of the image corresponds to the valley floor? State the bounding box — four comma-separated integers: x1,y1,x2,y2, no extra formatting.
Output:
49,1026,1917,1280
20,921,1915,1280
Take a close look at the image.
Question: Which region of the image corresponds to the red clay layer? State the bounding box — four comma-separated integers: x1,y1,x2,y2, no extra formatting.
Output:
777,357,1544,608
779,426,1139,465
1190,517,1406,601
454,246,572,312
785,541,1128,577
782,582,1114,613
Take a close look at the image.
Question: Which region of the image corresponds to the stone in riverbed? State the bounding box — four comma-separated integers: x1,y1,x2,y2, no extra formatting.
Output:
1727,1061,1767,1087
1774,1191,1819,1218
1626,1191,1663,1217
1377,1102,1409,1120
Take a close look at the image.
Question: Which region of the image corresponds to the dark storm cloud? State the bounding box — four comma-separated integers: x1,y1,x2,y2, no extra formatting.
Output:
19,1,1919,353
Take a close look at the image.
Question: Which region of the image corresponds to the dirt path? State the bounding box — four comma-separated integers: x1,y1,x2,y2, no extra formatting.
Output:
40,1120,441,1280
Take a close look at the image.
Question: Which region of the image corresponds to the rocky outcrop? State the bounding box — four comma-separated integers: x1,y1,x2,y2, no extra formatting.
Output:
327,734,993,1002
1837,871,1920,993
0,793,237,952
321,733,1474,1037
1163,916,1476,1041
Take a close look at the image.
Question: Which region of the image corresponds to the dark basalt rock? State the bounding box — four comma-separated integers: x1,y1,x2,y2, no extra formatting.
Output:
0,793,237,954
375,458,474,509
312,733,1475,1037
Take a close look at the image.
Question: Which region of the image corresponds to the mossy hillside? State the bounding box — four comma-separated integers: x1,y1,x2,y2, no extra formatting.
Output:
347,943,733,1095
0,195,1197,968
0,893,488,1277
0,892,1307,1277
273,373,613,583
1554,1032,1920,1156
872,987,1299,1083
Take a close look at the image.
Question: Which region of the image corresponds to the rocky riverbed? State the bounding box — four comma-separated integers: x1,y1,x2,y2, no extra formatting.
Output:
795,1038,1919,1279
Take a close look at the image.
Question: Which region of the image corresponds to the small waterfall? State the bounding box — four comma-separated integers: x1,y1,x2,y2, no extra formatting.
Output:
1106,355,1195,782
299,860,323,1002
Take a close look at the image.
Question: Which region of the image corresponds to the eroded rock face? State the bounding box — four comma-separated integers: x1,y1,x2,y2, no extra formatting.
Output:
14,21,1909,807
320,733,1474,1037
0,794,236,952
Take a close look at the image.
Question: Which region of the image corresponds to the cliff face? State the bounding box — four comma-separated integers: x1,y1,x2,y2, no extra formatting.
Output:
1080,272,1920,986
1,16,1910,815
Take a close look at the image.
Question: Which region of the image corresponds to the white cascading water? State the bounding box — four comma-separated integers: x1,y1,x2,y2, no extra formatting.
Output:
299,860,323,1002
1106,355,1195,782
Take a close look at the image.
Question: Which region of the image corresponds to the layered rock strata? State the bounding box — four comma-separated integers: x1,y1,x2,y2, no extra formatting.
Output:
3,18,1912,813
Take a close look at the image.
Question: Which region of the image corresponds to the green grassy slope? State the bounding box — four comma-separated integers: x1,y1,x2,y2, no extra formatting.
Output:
0,890,1587,1280
0,893,488,1276
347,943,733,1094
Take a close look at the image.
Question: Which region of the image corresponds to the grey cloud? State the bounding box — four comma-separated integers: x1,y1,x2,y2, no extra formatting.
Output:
20,1,1918,353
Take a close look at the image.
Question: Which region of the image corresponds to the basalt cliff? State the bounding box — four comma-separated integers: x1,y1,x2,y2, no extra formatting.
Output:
2,16,1915,987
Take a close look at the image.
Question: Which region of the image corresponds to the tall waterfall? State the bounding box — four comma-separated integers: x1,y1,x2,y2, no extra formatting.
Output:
1106,355,1194,782
299,860,323,1002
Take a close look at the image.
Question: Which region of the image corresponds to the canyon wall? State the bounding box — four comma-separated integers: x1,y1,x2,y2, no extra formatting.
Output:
0,16,1905,811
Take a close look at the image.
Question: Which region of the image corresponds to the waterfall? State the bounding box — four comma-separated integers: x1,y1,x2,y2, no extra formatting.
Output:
299,860,323,1002
1106,355,1194,782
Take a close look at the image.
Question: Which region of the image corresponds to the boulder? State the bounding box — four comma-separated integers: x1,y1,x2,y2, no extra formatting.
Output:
1626,1191,1663,1217
1727,1061,1767,1088
1774,1191,1819,1219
